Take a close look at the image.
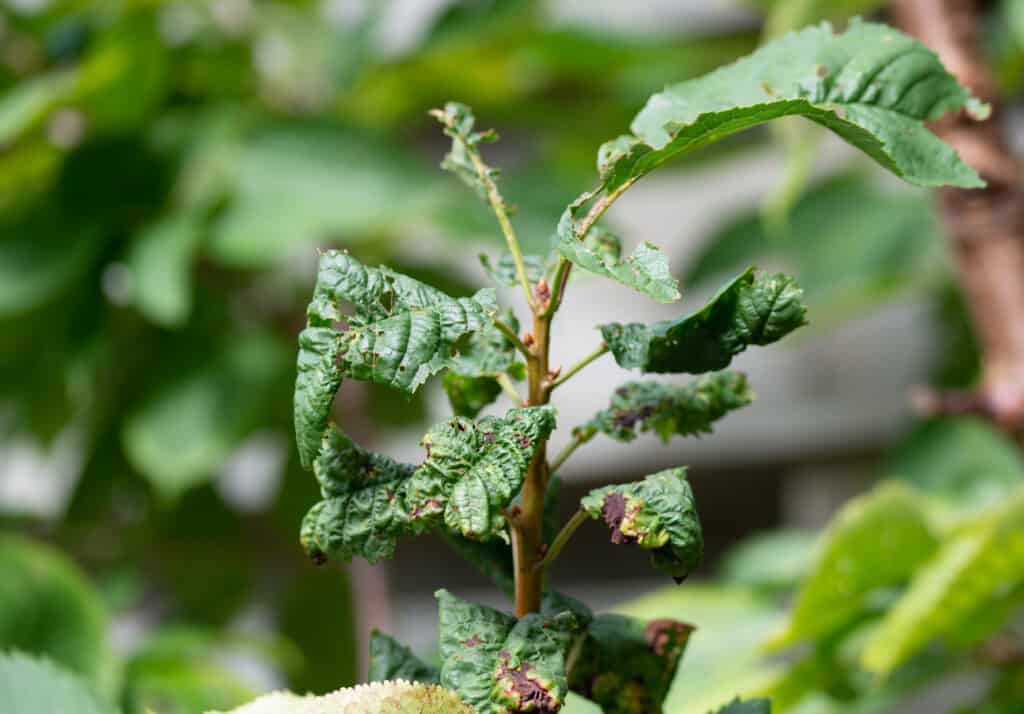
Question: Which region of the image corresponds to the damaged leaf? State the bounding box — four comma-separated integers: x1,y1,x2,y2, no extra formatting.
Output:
599,20,984,194
575,371,752,444
445,309,525,418
556,212,680,303
368,630,439,684
480,253,547,289
444,373,503,419
432,102,501,203
301,406,555,564
600,269,807,375
568,613,694,714
436,589,579,714
581,468,703,582
293,327,343,471
406,406,557,540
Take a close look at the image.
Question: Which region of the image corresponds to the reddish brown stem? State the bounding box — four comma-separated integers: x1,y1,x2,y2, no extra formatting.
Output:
894,0,1024,433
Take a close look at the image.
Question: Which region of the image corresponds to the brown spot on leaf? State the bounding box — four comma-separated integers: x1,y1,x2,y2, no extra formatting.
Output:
484,432,496,443
644,619,695,656
602,493,636,545
496,651,559,714
462,635,482,648
517,435,531,449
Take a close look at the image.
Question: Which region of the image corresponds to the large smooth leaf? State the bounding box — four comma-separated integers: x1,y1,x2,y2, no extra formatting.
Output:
0,653,117,714
568,613,694,714
602,20,983,194
719,529,819,593
367,630,439,684
0,536,111,689
581,468,703,582
301,406,555,564
127,213,204,328
575,371,752,444
861,488,1024,674
436,589,579,714
767,482,939,649
601,269,807,375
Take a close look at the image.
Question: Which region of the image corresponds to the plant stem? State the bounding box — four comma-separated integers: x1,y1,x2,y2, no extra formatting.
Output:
535,509,588,573
496,373,525,405
548,343,609,392
543,258,572,319
466,149,536,310
492,318,530,359
549,434,587,474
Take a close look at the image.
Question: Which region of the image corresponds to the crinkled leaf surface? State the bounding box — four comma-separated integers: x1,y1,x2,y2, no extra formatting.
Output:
556,211,680,303
600,20,983,193
600,269,807,374
206,680,472,714
406,406,556,540
581,468,703,582
294,249,497,468
0,536,112,689
301,407,555,564
568,613,694,714
368,631,440,684
436,589,579,714
300,427,418,565
861,488,1024,674
0,653,117,714
575,371,752,444
767,482,939,649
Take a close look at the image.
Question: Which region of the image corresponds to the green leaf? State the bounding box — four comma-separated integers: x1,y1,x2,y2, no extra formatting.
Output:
206,681,473,714
301,406,555,563
887,417,1024,517
444,308,524,418
603,20,984,193
480,253,547,288
127,213,204,328
556,211,680,303
436,589,579,714
294,327,344,471
861,488,1024,674
405,406,557,540
306,249,497,391
0,653,118,714
714,699,772,714
442,531,515,596
0,71,78,145
581,468,703,582
444,372,504,418
432,102,500,203
300,426,418,565
368,630,440,684
575,371,752,444
569,613,694,714
601,269,807,375
767,482,939,649
0,536,112,689
719,529,819,593
124,333,289,499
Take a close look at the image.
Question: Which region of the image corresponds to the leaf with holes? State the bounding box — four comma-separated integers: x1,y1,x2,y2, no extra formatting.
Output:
556,211,680,303
436,589,579,714
575,371,753,444
581,468,703,582
294,250,497,468
368,630,439,684
405,406,556,540
568,613,694,714
600,269,807,375
597,20,984,196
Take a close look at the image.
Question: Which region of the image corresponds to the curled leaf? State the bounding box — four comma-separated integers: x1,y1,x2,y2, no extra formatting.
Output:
568,613,694,714
575,371,752,444
436,589,579,714
600,269,807,374
581,468,703,582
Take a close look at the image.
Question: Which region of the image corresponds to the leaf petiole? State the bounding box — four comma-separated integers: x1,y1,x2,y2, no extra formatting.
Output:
535,509,588,573
548,343,609,392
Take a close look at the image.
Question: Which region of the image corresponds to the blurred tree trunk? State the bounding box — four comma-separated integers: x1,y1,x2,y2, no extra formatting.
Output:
894,0,1024,433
